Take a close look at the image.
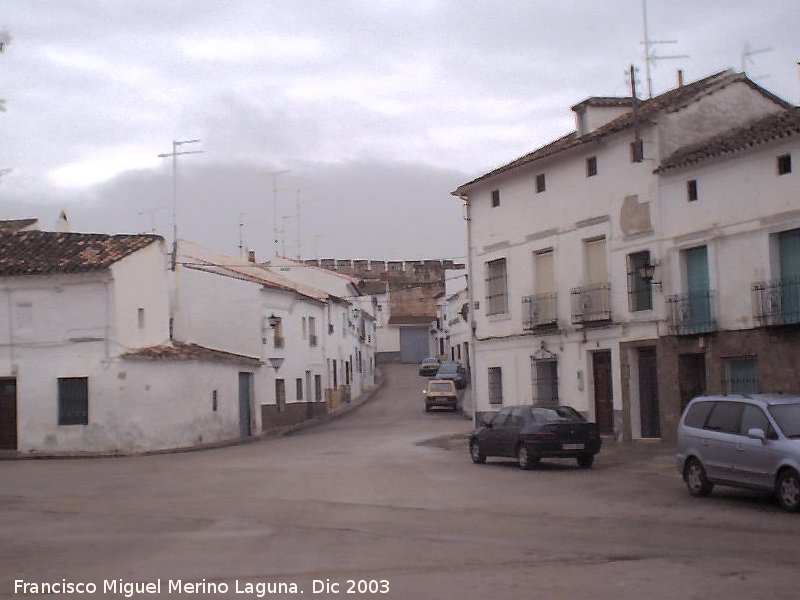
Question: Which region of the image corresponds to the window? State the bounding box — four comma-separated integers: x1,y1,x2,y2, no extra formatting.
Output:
631,139,644,163
535,173,546,193
491,189,500,207
212,390,218,412
705,401,744,433
296,378,303,401
314,375,322,401
778,154,792,175
627,251,653,311
273,317,284,348
309,316,317,347
687,179,698,201
586,156,597,177
488,367,503,404
585,237,608,284
485,258,508,315
724,356,758,394
58,377,88,425
739,405,770,436
275,379,286,411
301,317,307,339
684,401,714,429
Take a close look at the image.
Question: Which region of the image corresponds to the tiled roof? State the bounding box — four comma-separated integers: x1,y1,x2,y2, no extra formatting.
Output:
655,107,800,173
122,341,262,366
453,70,792,194
388,315,435,325
0,230,162,276
570,96,634,111
0,218,38,231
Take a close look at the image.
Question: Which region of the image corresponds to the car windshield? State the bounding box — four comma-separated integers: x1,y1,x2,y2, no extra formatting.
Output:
529,406,585,423
422,358,438,365
430,382,453,392
437,363,458,373
768,403,800,438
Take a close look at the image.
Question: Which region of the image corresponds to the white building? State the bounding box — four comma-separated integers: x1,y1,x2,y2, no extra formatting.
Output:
452,70,795,438
0,230,262,454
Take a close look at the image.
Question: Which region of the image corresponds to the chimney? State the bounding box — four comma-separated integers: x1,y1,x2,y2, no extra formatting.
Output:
247,250,256,263
677,69,684,88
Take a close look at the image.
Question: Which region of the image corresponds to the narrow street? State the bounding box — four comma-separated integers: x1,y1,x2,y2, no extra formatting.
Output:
2,363,799,599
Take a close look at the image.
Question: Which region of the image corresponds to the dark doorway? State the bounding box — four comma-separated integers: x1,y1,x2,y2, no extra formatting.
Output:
638,347,660,438
0,378,17,450
592,351,614,435
678,354,706,411
238,372,252,438
275,378,286,413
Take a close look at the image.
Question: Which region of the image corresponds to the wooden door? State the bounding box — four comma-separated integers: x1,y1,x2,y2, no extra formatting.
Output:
0,379,17,450
592,351,614,435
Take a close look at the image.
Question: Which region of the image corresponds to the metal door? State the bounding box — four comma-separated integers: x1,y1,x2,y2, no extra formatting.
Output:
779,229,800,323
592,351,614,435
685,246,711,333
400,326,430,363
0,379,17,450
238,372,252,438
638,347,660,438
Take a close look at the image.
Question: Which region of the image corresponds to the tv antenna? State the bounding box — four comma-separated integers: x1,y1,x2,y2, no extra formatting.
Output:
641,0,689,97
237,212,246,259
741,42,772,79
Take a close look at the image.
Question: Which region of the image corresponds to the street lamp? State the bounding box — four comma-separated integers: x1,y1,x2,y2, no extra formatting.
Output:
158,139,203,270
265,169,290,258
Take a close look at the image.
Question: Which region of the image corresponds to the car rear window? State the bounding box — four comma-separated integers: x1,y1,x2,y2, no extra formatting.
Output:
683,401,714,429
438,363,457,373
529,406,585,423
769,403,800,438
430,382,453,392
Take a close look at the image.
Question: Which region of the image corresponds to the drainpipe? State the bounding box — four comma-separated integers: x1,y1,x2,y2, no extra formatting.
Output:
461,194,478,427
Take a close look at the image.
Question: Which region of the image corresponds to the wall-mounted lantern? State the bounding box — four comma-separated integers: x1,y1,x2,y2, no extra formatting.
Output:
266,313,281,328
638,261,661,287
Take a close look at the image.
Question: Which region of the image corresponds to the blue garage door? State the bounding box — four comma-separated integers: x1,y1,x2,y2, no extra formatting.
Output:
400,326,430,363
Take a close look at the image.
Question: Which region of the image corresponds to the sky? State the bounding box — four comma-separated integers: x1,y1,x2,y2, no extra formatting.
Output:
0,1,798,261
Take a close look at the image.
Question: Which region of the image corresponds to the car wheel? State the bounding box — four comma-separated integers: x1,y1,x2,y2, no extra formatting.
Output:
684,457,714,497
470,441,486,464
776,469,800,512
576,453,594,469
517,444,539,470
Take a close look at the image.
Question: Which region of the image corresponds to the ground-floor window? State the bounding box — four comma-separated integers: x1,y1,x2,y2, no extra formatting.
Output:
488,367,503,405
58,377,88,425
315,375,322,401
723,356,758,394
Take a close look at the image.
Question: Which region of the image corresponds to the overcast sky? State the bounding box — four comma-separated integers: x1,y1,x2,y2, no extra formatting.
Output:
1,1,797,261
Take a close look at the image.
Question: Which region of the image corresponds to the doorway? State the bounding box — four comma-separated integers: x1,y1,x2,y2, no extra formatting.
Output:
678,354,706,411
238,372,253,438
638,347,660,438
0,378,17,450
592,351,614,435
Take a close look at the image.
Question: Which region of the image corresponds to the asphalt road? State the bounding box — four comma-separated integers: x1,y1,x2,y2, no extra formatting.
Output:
2,363,800,600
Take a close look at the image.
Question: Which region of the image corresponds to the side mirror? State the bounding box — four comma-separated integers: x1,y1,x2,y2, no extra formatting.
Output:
747,427,766,443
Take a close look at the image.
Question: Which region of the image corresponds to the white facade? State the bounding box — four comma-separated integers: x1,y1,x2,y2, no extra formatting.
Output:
454,71,792,436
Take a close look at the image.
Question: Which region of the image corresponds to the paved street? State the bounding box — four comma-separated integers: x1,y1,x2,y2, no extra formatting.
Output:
2,363,800,600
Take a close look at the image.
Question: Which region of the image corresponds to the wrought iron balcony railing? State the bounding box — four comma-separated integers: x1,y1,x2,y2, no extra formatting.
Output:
522,293,558,330
570,283,611,325
666,291,716,335
752,277,800,326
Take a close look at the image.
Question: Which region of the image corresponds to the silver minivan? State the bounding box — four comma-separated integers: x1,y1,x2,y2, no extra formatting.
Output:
676,394,800,512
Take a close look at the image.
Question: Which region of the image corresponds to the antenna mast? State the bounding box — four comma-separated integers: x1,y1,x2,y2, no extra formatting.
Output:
641,0,689,97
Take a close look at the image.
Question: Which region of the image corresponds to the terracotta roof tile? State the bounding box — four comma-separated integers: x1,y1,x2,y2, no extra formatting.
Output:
656,107,800,173
453,70,792,194
0,218,38,231
0,230,162,276
122,341,262,366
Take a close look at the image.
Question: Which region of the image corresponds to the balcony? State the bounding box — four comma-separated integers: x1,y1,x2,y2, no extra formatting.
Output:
570,283,611,325
522,293,558,330
666,291,716,335
752,277,800,326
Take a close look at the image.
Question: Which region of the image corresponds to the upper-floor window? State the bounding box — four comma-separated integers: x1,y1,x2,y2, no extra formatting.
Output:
586,156,597,177
778,154,792,175
535,173,546,193
627,251,653,312
485,258,508,315
301,316,307,339
584,237,608,284
631,139,644,163
309,316,317,347
491,189,500,207
687,179,698,202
